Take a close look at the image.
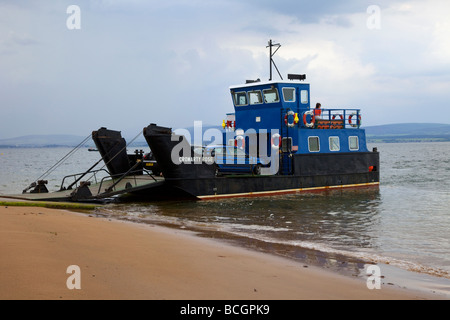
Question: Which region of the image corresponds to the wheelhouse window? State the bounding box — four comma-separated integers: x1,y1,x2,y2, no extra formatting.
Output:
349,136,359,151
308,136,320,152
233,91,248,106
300,90,308,104
249,90,263,105
329,136,340,151
282,87,295,102
263,87,280,103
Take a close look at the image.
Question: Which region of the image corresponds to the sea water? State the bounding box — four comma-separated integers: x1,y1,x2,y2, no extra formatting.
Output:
1,142,449,296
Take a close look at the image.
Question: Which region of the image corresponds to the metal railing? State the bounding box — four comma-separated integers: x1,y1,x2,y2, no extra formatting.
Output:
310,108,362,129
59,169,110,191
96,169,158,196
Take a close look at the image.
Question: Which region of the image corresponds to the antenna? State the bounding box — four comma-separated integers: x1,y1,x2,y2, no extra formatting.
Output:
266,39,283,81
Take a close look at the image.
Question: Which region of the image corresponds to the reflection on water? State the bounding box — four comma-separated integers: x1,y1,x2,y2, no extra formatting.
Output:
104,188,381,249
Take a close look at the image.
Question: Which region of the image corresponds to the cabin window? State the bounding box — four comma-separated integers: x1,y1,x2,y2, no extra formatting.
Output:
308,136,320,152
300,90,308,104
249,90,263,105
233,91,248,106
349,136,359,151
329,136,340,151
263,88,280,103
282,88,296,102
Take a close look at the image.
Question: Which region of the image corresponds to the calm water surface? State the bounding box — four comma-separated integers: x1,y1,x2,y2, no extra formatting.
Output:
1,142,449,295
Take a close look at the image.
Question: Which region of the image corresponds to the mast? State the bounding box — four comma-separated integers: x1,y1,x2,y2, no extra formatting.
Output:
266,39,283,81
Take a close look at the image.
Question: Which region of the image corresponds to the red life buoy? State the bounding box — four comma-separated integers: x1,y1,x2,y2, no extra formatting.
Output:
332,114,343,120
271,133,281,149
303,110,315,128
348,113,361,127
284,110,295,128
235,135,245,149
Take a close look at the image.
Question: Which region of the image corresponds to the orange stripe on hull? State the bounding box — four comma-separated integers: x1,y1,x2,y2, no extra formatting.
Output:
197,182,380,200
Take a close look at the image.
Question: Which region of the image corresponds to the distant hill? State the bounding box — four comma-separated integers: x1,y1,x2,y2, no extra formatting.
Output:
364,123,450,142
1,123,450,147
0,134,94,148
0,134,147,148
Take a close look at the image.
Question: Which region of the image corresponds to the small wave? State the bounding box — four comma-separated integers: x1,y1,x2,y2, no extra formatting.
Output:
219,223,291,232
96,204,450,281
257,236,450,280
199,223,450,280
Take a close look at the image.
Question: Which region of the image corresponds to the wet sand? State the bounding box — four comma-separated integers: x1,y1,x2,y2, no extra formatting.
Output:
0,204,438,300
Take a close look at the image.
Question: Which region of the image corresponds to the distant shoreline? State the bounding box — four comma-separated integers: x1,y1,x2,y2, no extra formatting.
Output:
1,139,450,148
367,136,450,143
1,123,450,147
1,140,450,148
0,144,148,149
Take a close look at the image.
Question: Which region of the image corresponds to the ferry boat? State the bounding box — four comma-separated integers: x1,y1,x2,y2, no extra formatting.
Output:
12,40,379,203
142,40,380,199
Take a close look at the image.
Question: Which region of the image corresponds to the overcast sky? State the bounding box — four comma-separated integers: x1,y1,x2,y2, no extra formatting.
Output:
1,0,449,139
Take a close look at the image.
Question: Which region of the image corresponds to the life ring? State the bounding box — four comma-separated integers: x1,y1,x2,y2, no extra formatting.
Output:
271,133,281,149
348,113,361,127
303,110,315,128
332,114,344,120
235,135,245,149
284,110,295,128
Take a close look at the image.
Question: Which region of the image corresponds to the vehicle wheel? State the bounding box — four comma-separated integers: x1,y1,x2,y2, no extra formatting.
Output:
253,164,261,175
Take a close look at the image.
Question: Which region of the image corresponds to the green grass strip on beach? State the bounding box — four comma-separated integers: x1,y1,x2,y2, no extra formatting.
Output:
0,201,98,211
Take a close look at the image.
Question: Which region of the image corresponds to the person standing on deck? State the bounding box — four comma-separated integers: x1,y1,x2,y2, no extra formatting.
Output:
314,103,322,128
314,103,322,120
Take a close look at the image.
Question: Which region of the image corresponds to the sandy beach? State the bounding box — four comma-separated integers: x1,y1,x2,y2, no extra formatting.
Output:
0,203,437,300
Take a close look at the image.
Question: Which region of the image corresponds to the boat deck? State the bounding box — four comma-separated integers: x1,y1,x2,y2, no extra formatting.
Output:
1,175,165,203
